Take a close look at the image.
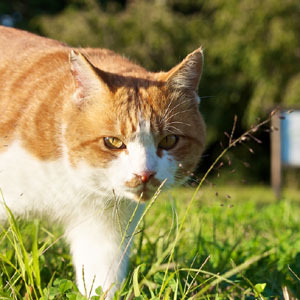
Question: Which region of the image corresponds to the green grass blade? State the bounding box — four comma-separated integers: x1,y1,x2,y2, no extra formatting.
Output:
32,219,43,295
133,264,144,297
193,248,275,298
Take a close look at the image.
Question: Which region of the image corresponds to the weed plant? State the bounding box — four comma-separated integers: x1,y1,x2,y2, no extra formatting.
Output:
0,110,299,299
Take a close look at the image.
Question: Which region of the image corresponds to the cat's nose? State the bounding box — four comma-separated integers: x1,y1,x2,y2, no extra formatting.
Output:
134,171,156,184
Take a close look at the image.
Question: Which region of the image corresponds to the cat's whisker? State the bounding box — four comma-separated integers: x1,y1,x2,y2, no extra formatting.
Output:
159,98,189,127
165,126,183,135
166,97,193,117
161,98,193,125
166,121,192,127
163,108,194,124
162,97,191,120
199,95,215,99
159,95,177,125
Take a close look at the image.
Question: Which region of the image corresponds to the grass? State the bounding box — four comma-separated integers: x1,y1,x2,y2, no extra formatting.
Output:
0,185,300,299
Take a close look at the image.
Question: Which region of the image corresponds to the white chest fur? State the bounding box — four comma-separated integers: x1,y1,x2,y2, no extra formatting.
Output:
0,141,81,220
0,141,143,297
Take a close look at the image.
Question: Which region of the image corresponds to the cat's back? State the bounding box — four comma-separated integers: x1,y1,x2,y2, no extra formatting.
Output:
0,26,72,152
0,26,69,73
0,25,66,53
0,26,147,152
0,25,147,79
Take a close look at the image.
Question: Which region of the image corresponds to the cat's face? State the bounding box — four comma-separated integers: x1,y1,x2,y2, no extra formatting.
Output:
64,49,205,201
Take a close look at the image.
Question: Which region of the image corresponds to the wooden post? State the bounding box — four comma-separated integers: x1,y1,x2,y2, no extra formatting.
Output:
271,112,281,199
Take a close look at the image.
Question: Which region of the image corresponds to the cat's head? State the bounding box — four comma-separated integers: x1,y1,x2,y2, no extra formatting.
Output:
64,48,205,202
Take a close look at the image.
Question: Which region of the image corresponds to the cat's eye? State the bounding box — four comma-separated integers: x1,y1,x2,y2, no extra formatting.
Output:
104,137,126,150
158,135,179,150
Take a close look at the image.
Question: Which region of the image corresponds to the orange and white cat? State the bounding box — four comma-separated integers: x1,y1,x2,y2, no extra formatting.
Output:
0,26,205,298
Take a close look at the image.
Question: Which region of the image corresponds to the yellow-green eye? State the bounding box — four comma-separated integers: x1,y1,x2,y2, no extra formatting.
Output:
104,137,126,150
158,135,179,150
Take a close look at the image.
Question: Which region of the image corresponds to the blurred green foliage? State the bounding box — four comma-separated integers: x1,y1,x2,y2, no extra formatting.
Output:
1,0,299,181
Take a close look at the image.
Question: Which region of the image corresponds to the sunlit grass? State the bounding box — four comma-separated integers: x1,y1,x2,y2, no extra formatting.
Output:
0,185,299,299
130,185,300,299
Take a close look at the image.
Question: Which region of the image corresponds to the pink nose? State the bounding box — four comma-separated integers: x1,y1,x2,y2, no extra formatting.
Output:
135,171,156,184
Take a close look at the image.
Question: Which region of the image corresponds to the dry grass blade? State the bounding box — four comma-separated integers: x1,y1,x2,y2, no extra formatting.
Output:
282,285,297,300
229,115,238,145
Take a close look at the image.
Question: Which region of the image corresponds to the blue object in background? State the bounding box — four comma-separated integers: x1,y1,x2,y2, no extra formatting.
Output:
281,111,300,166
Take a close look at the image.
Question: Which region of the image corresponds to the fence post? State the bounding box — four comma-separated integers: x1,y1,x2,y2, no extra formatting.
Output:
271,112,281,199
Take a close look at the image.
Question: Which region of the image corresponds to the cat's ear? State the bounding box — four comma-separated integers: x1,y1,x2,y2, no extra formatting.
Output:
159,48,203,93
69,50,110,105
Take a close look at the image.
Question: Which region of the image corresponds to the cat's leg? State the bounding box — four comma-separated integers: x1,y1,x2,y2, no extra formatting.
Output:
65,215,131,298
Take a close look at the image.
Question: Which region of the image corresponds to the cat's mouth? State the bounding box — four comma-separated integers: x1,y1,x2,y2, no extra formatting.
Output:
137,185,156,201
126,183,159,202
123,175,162,201
107,172,171,202
125,175,161,189
131,189,155,202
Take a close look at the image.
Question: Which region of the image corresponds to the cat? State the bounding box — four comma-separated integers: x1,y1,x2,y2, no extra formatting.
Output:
0,25,205,298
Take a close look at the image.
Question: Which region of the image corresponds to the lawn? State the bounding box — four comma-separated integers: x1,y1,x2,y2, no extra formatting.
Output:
0,185,300,299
